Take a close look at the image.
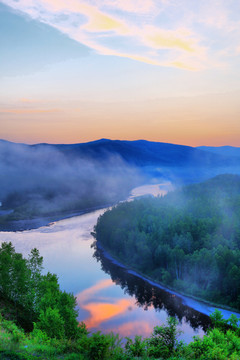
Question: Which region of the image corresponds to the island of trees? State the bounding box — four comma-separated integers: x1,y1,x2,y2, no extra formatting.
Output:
94,174,240,310
1,241,240,359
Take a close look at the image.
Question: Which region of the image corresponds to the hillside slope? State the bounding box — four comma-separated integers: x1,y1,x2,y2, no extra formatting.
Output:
94,174,240,310
197,145,240,159
1,139,240,228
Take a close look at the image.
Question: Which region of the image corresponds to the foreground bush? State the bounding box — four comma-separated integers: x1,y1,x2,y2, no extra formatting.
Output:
1,309,240,359
1,243,240,359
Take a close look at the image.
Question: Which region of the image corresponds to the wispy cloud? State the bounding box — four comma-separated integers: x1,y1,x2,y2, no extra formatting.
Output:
142,27,198,53
0,108,60,114
19,98,40,104
98,0,156,14
1,0,239,70
197,0,239,31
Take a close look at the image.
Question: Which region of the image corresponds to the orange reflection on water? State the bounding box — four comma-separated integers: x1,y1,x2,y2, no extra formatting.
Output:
77,278,113,303
76,278,134,329
83,299,133,328
111,320,155,338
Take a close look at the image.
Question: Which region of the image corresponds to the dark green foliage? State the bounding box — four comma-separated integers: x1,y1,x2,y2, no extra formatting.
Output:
36,307,65,339
2,294,240,359
84,331,112,360
94,174,240,309
0,351,32,360
147,317,182,359
75,331,123,360
0,243,80,340
125,335,147,358
209,309,227,331
2,229,240,358
187,327,240,360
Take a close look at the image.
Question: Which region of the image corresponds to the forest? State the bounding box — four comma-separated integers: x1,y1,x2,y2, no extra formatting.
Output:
94,174,240,310
1,242,240,359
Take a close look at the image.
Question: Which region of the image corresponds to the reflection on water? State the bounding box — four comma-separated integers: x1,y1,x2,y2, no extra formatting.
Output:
92,244,211,336
76,279,134,328
0,182,209,342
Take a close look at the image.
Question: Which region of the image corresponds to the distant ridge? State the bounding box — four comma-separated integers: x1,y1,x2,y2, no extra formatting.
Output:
1,138,239,168
197,145,240,158
52,139,239,167
1,139,240,229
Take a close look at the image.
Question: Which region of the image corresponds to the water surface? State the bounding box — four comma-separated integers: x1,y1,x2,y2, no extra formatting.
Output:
0,183,232,343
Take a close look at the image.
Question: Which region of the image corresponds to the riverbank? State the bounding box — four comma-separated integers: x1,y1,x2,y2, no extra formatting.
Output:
96,241,240,321
0,203,112,232
0,183,170,232
0,181,215,343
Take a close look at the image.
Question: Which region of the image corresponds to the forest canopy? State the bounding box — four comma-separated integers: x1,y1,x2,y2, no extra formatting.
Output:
0,241,81,339
94,174,240,310
2,230,240,358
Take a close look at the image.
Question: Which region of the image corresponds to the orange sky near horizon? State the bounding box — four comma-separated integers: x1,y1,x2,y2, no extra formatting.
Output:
1,1,240,147
1,91,240,147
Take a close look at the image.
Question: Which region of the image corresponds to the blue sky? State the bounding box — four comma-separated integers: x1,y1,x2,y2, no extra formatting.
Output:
0,0,240,146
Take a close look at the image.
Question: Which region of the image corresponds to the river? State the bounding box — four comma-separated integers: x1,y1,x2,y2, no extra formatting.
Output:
0,183,238,343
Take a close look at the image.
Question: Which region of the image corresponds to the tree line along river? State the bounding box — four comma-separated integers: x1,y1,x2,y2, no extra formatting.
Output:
0,183,239,343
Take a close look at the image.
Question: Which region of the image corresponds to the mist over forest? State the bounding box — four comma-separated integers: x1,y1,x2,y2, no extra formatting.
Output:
0,138,240,230
0,140,141,227
94,174,240,310
1,138,240,358
2,0,240,356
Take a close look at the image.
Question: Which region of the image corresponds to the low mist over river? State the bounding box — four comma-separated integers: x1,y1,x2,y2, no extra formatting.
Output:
0,183,218,343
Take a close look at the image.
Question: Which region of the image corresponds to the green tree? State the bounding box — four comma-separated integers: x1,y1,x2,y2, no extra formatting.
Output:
36,307,65,339
147,317,182,358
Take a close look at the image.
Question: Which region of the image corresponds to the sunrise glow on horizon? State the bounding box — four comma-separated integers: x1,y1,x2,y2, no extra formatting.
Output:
0,0,240,147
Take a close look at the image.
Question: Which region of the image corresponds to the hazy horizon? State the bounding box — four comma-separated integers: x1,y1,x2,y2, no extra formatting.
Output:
0,137,240,148
1,1,240,146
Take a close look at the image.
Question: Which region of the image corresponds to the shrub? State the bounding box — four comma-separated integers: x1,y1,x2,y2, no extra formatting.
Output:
35,307,65,339
125,335,147,358
147,317,182,359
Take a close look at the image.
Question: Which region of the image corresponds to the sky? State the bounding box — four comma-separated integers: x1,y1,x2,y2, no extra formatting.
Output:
0,0,240,146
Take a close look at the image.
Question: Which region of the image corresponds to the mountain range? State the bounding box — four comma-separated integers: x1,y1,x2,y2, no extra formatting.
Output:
0,138,240,229
2,138,239,168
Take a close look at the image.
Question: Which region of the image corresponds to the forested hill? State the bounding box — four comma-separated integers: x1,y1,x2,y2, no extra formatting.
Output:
197,145,240,159
165,173,240,211
29,139,240,167
1,139,240,229
1,138,239,168
2,242,240,359
94,174,240,310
